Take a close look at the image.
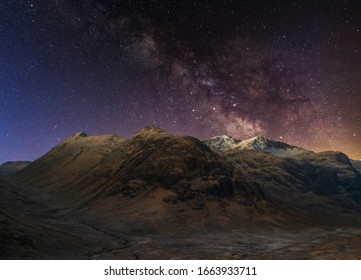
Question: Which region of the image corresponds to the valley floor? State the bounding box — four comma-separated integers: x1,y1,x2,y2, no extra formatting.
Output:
1,176,361,260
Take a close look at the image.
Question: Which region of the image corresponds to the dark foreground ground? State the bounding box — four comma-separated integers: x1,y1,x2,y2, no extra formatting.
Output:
1,176,361,260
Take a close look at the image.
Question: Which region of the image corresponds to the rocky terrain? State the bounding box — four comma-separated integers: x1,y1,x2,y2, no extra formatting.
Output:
1,126,361,259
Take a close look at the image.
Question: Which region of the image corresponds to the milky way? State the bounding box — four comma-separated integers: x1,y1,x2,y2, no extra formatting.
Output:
1,0,361,161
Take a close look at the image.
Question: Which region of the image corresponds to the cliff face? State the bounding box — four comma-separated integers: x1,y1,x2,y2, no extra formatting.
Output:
13,127,272,232
2,127,361,259
11,127,361,232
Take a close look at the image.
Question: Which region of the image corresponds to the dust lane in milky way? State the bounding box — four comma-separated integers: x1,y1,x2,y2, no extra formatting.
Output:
0,0,360,161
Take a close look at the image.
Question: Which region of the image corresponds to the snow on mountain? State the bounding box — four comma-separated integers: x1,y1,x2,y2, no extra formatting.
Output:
202,135,241,151
203,135,311,157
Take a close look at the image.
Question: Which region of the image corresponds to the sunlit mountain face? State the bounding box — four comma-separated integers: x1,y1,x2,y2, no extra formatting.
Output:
1,127,361,259
1,0,361,163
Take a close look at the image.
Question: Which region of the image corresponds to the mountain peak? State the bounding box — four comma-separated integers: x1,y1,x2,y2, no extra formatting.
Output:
242,135,270,148
72,132,88,138
254,135,266,141
203,135,241,151
204,134,311,157
141,125,164,133
59,132,88,144
133,126,169,138
244,135,266,143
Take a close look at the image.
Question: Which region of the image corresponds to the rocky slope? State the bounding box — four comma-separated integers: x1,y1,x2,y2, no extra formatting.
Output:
2,126,361,259
12,127,361,228
13,127,276,233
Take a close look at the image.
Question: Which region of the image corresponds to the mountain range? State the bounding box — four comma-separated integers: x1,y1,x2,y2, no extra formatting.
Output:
1,126,361,259
204,135,310,157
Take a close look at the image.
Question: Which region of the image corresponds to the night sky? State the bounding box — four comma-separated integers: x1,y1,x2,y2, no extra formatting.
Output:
1,0,361,162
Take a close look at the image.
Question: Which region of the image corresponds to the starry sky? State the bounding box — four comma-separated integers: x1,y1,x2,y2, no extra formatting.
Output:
1,0,361,162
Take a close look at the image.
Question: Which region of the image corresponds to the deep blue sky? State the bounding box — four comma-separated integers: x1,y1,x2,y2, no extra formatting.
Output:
1,0,361,162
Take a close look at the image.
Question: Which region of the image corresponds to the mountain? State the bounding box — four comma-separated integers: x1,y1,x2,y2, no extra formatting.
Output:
204,135,310,157
12,127,361,227
202,135,241,151
351,160,361,173
13,127,276,233
2,126,361,259
0,161,31,174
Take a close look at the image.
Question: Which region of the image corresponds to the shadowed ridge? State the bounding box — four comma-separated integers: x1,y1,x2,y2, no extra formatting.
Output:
10,126,274,232
8,126,361,235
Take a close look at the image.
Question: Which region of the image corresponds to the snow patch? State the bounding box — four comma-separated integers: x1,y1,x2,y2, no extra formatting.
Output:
203,135,310,157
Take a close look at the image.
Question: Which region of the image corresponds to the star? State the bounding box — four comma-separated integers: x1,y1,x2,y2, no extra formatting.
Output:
0,0,360,161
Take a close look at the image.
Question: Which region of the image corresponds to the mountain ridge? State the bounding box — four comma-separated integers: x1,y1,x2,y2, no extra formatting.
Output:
13,127,361,228
203,135,312,157
2,126,361,259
